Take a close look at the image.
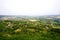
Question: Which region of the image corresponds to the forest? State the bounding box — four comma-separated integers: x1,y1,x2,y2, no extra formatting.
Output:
0,16,60,40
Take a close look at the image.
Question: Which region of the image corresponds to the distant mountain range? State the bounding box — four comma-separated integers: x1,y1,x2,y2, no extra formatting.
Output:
0,15,4,18
0,15,60,17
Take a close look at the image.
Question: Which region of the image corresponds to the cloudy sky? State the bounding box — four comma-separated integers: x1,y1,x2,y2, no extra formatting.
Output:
0,0,60,16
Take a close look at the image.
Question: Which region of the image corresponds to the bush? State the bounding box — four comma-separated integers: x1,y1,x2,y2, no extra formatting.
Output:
50,28,60,34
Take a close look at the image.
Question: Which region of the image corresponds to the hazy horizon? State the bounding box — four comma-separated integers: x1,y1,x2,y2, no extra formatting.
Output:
0,0,60,16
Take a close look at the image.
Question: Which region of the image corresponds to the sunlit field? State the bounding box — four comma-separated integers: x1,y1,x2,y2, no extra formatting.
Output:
0,15,60,40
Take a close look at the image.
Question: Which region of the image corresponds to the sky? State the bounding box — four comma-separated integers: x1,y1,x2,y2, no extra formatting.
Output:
0,0,60,16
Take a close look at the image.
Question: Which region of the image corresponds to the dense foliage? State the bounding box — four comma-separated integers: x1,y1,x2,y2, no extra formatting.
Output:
0,18,60,40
